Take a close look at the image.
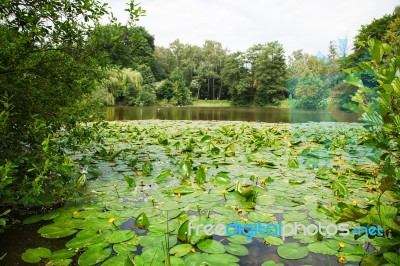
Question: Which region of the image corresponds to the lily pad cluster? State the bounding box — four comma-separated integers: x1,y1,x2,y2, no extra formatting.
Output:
20,121,393,265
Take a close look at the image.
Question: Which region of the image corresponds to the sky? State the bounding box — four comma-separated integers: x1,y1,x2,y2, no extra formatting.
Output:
106,0,399,56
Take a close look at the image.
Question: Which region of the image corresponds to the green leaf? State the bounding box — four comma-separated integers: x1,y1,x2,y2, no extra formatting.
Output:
169,244,192,257
370,40,383,63
23,214,42,225
66,234,101,249
336,207,368,223
42,211,60,221
288,159,299,168
261,260,284,266
277,243,309,260
195,166,207,185
331,181,348,197
102,255,130,266
178,160,192,179
384,252,400,265
263,236,283,246
134,213,149,230
38,224,78,239
21,247,51,263
224,242,249,256
200,135,212,143
307,242,337,255
282,211,307,222
77,248,111,266
173,186,195,194
49,249,75,260
379,176,396,193
156,170,171,183
177,220,191,243
197,239,225,254
288,179,305,185
113,241,137,255
124,176,136,188
107,230,135,244
213,172,231,185
142,161,153,176
203,253,240,265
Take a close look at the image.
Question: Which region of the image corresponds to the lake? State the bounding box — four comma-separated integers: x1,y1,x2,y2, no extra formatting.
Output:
105,106,359,123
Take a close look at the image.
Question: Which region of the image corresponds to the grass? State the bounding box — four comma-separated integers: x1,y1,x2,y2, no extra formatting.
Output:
191,100,232,107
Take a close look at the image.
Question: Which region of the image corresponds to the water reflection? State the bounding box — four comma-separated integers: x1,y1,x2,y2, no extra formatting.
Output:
106,106,359,123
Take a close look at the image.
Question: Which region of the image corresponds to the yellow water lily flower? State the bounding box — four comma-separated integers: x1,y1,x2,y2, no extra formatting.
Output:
337,256,347,264
221,189,228,194
108,217,116,223
352,199,358,205
177,193,181,198
72,211,78,217
339,242,345,248
242,218,249,223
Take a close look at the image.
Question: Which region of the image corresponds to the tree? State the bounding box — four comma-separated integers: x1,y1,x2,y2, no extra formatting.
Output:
253,41,287,105
0,0,144,207
169,68,192,105
89,24,155,70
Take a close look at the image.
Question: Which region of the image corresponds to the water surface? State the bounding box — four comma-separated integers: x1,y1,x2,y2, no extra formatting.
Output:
105,106,359,123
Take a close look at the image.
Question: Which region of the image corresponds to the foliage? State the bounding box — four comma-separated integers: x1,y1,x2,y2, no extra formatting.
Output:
294,76,327,109
253,42,287,105
161,68,192,105
338,39,400,265
13,119,390,265
0,0,146,210
89,24,154,70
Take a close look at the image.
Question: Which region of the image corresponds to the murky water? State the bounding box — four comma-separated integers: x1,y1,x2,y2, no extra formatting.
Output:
105,106,359,123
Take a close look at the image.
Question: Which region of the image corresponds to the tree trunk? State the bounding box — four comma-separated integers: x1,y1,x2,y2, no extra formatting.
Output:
212,77,215,100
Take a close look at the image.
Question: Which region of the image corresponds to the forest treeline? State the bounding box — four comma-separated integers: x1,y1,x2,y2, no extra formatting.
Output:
90,7,399,109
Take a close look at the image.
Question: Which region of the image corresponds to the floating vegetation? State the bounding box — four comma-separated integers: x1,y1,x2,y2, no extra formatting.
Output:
19,120,395,265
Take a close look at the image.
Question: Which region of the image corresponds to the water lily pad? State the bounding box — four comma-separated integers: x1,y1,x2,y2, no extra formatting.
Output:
77,248,111,265
248,211,268,222
173,186,195,194
169,244,192,257
224,242,249,256
307,241,337,255
203,253,240,265
38,224,78,239
197,239,225,254
66,234,101,249
107,230,135,244
282,211,308,222
264,236,284,246
22,247,51,263
213,172,231,185
42,211,60,220
102,255,129,266
113,241,138,255
261,260,284,266
277,243,309,260
227,235,252,245
23,214,42,225
50,249,76,260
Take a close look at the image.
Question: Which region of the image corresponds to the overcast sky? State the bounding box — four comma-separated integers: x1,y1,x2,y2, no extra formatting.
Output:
106,0,398,56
